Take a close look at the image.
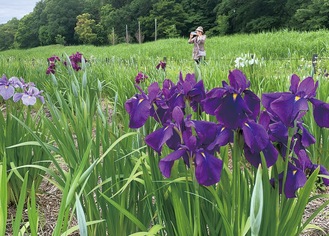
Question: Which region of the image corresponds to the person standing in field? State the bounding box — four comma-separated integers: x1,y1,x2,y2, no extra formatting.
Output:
188,26,206,64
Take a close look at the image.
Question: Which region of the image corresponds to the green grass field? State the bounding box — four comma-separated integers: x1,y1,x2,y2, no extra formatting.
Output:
1,29,329,235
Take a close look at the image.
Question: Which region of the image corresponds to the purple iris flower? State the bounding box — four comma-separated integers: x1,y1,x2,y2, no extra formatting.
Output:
63,52,87,72
154,107,223,186
46,55,61,74
291,136,329,186
71,62,81,71
135,72,148,84
262,74,321,127
47,55,60,63
309,98,329,128
125,83,160,128
242,120,278,167
187,80,206,112
0,75,22,100
202,69,260,129
261,108,316,159
271,163,307,198
149,74,204,125
13,85,45,106
46,64,56,75
156,61,166,70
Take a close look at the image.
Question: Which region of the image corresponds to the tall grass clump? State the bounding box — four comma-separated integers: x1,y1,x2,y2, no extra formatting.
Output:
0,74,49,203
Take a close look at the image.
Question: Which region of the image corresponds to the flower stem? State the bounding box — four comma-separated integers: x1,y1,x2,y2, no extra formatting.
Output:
232,131,243,235
192,164,201,236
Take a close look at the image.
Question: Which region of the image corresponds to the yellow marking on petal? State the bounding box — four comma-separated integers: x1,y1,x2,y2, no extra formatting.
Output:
244,123,250,128
221,127,225,132
293,170,297,175
233,93,238,101
201,152,206,158
5,86,8,89
138,98,144,104
295,96,300,101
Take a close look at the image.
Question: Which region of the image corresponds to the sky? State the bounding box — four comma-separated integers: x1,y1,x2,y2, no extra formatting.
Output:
0,0,39,24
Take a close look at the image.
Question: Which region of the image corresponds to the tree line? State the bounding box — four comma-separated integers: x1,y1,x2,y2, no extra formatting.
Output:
0,0,328,51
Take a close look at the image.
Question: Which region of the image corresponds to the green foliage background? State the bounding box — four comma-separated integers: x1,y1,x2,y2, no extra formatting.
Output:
1,0,329,50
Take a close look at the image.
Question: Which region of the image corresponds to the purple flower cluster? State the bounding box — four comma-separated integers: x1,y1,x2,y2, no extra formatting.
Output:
64,52,86,71
125,69,329,197
156,61,166,70
46,52,87,74
46,55,60,74
262,74,329,197
0,75,44,106
135,72,148,84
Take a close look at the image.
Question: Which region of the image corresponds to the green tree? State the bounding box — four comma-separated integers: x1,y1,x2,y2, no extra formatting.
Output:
139,0,188,40
290,0,329,30
181,0,218,34
0,18,19,51
98,4,115,34
15,13,40,48
42,0,84,45
75,13,97,44
38,26,51,46
14,0,47,48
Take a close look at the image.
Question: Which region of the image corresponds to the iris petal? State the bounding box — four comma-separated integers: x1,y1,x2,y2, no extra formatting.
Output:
242,121,269,153
215,93,248,129
244,90,260,120
309,98,329,128
195,151,223,186
289,74,300,94
244,142,278,168
145,126,173,153
202,88,226,116
297,76,317,97
228,69,250,92
284,165,307,198
125,96,151,128
159,148,186,178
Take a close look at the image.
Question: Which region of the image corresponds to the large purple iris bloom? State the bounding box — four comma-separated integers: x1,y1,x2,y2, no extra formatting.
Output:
150,106,223,186
261,74,329,196
262,74,329,128
242,120,278,167
271,163,307,198
125,73,206,128
125,83,159,128
202,69,260,129
201,70,277,167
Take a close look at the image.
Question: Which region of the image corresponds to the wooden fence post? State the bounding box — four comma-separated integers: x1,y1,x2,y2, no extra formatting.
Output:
126,25,129,43
155,18,157,41
312,54,318,76
112,27,115,45
138,21,141,44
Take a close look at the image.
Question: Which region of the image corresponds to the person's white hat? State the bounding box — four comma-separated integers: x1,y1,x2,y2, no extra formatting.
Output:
195,26,203,33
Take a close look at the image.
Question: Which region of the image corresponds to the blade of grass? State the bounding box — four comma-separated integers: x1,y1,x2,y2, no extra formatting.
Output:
0,156,8,236
12,172,29,236
99,191,147,231
27,182,39,236
60,220,105,236
75,193,87,236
